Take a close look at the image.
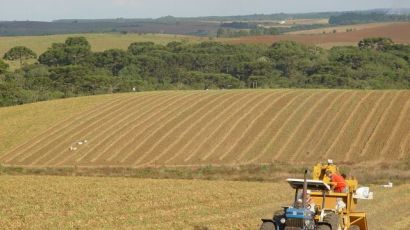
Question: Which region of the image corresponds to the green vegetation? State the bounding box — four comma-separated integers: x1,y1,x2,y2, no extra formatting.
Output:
216,23,335,38
0,161,408,184
0,59,8,74
0,36,409,107
329,12,410,25
3,46,37,65
217,26,280,37
0,33,202,62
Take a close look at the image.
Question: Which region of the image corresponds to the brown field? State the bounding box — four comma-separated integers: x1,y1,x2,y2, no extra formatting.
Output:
1,89,409,168
222,22,410,47
0,175,408,230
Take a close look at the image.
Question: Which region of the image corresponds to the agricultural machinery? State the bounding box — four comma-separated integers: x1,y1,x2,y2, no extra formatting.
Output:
260,161,372,230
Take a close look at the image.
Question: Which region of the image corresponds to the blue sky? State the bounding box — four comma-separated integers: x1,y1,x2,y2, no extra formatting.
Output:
0,0,409,21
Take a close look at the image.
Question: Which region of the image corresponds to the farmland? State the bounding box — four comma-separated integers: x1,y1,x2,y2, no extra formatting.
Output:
0,175,408,230
0,94,118,156
1,22,409,60
285,22,401,35
1,90,409,168
224,22,410,47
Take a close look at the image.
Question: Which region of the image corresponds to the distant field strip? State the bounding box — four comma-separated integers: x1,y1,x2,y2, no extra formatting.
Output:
1,90,409,167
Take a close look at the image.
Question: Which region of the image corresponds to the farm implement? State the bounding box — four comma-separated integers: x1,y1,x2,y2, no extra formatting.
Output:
261,161,372,230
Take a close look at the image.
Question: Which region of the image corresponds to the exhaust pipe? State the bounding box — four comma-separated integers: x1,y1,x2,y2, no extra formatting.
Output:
302,169,308,208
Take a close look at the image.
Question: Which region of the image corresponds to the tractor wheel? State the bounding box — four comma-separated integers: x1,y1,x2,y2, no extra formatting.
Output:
323,212,339,230
260,221,276,230
316,224,331,230
348,225,360,230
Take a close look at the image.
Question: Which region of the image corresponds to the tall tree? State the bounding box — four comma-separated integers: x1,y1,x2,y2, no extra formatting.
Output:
65,37,91,48
267,41,311,78
94,49,130,76
128,42,159,55
3,46,37,65
64,37,92,65
39,37,92,66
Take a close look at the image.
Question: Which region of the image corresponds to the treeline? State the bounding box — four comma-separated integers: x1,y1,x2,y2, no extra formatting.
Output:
329,12,410,25
216,24,333,38
1,37,409,107
217,27,279,37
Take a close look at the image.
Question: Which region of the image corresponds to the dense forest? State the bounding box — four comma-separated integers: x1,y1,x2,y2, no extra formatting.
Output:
216,23,333,37
0,37,409,107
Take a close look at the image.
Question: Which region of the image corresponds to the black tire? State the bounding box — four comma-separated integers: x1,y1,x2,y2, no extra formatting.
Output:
260,221,276,230
316,224,331,230
323,212,339,230
348,225,360,230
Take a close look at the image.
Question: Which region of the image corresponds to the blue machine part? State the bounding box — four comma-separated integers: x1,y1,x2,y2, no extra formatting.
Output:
285,207,313,219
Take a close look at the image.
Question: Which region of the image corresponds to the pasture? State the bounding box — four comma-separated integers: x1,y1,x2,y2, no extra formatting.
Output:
1,90,409,168
0,175,408,229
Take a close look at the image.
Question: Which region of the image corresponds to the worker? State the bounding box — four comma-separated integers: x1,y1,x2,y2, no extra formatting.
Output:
295,190,315,212
326,170,347,193
305,190,316,212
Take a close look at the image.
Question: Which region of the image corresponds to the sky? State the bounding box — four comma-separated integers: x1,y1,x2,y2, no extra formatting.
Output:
0,0,409,21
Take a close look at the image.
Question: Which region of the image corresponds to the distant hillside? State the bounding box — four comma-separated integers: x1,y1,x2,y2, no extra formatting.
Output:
0,20,220,36
329,11,410,25
1,90,408,168
0,9,408,36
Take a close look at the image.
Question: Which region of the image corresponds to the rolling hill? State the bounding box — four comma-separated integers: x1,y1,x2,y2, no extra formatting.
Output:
0,89,409,167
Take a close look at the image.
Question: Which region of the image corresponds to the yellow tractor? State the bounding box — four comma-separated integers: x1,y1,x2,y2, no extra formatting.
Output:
260,160,372,230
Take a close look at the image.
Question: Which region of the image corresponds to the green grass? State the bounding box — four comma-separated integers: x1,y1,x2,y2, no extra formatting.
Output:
0,161,408,185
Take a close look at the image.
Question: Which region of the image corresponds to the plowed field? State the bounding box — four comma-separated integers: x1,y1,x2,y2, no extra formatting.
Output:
224,22,410,46
1,89,409,168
